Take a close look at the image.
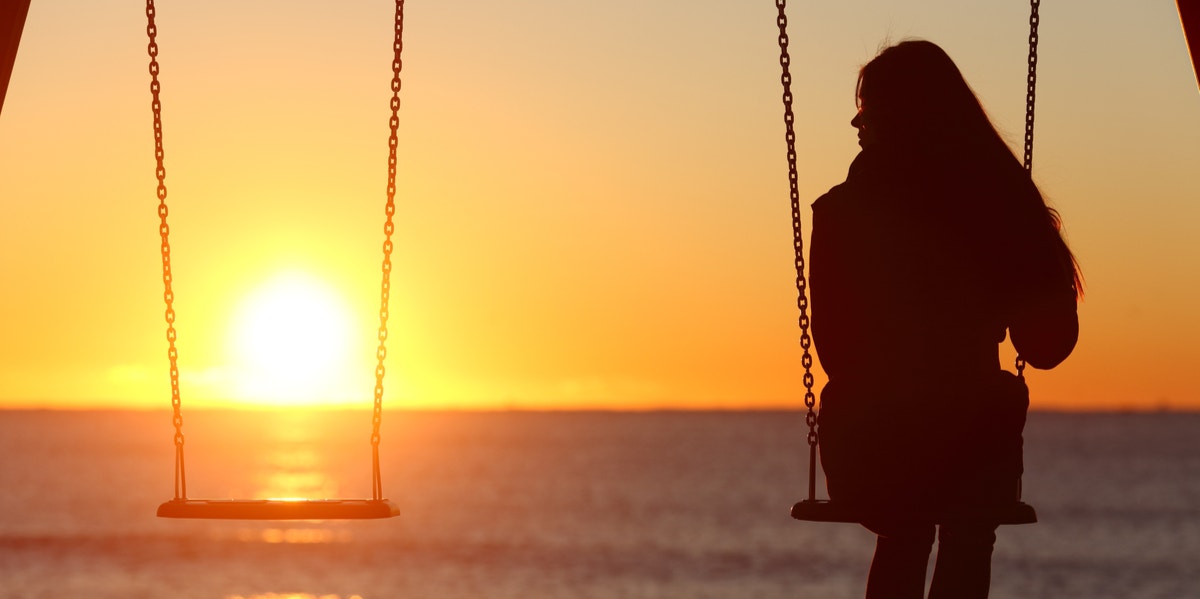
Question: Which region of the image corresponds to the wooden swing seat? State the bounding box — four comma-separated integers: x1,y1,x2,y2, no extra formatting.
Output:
157,498,400,520
791,499,1037,525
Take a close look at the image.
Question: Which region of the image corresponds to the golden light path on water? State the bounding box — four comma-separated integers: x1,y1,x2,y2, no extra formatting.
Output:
257,412,354,543
177,410,381,547
227,594,365,599
234,528,354,544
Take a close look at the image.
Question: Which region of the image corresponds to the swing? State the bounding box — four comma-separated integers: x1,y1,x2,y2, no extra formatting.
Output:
777,0,1044,526
149,0,406,520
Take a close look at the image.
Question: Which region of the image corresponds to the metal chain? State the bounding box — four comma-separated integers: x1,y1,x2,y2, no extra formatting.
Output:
776,0,818,501
372,0,405,501
1023,0,1040,174
1016,0,1040,378
146,0,186,500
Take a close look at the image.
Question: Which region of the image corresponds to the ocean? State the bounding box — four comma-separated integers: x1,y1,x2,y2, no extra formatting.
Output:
0,409,1197,598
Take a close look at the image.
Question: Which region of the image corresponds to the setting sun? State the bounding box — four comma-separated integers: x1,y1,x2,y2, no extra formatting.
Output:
227,270,364,407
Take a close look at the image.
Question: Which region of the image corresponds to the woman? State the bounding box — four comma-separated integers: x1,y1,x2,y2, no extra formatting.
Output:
810,40,1081,599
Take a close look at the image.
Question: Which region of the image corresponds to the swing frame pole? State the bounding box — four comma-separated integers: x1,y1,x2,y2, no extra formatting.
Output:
1180,0,1200,91
0,0,31,118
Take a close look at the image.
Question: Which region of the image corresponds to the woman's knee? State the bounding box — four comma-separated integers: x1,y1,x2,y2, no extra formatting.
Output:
864,520,936,548
938,523,997,552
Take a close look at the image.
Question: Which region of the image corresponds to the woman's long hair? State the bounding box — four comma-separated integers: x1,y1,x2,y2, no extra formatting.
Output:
857,40,1082,295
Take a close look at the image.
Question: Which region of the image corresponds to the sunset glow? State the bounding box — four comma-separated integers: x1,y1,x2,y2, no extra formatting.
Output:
227,271,363,407
0,2,1198,410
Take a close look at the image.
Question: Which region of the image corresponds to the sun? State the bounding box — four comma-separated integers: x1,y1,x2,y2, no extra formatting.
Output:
227,270,364,407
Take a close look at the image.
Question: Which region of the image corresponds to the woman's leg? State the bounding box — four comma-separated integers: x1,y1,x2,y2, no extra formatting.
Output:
863,522,936,599
926,523,998,599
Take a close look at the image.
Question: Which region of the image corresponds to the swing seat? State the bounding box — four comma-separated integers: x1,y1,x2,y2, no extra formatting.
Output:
157,498,400,520
791,499,1037,525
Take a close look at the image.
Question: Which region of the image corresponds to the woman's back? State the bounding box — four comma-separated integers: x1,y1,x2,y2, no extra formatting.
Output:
811,145,1020,382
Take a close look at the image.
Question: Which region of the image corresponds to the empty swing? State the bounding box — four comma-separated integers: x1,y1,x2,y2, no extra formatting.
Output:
778,0,1046,526
150,0,406,520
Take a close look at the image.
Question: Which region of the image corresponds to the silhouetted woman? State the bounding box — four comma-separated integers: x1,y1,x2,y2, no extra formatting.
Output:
810,40,1081,599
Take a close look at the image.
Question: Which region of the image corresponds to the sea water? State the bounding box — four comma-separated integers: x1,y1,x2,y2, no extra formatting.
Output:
0,409,1197,599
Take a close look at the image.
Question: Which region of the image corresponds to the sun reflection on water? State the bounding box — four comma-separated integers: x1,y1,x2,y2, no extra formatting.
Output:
257,465,339,500
226,594,363,599
253,414,341,499
233,527,353,544
187,410,374,505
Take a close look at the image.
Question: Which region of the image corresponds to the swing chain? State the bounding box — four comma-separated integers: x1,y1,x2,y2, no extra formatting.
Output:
1016,0,1041,378
775,0,818,446
1023,0,1040,175
372,0,405,501
146,0,186,500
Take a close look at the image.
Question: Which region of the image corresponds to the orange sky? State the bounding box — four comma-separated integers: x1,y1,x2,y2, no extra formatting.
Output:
1,1,1198,410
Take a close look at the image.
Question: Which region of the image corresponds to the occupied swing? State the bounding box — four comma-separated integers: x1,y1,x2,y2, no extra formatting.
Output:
149,0,407,520
780,0,1050,526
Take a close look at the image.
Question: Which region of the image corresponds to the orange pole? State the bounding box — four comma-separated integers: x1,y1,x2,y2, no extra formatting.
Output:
1181,0,1200,91
0,0,32,118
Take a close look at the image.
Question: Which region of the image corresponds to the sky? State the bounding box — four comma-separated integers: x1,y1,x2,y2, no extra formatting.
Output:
0,0,1197,411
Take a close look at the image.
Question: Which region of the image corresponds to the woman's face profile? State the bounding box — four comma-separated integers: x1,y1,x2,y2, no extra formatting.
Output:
851,104,878,148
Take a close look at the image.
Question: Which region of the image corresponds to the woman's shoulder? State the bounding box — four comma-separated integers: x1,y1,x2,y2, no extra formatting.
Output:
812,182,850,212
812,147,911,212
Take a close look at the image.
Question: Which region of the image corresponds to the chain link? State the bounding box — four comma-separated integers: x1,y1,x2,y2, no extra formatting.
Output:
1023,0,1039,174
1017,0,1040,378
372,0,405,501
146,0,186,500
776,0,819,489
